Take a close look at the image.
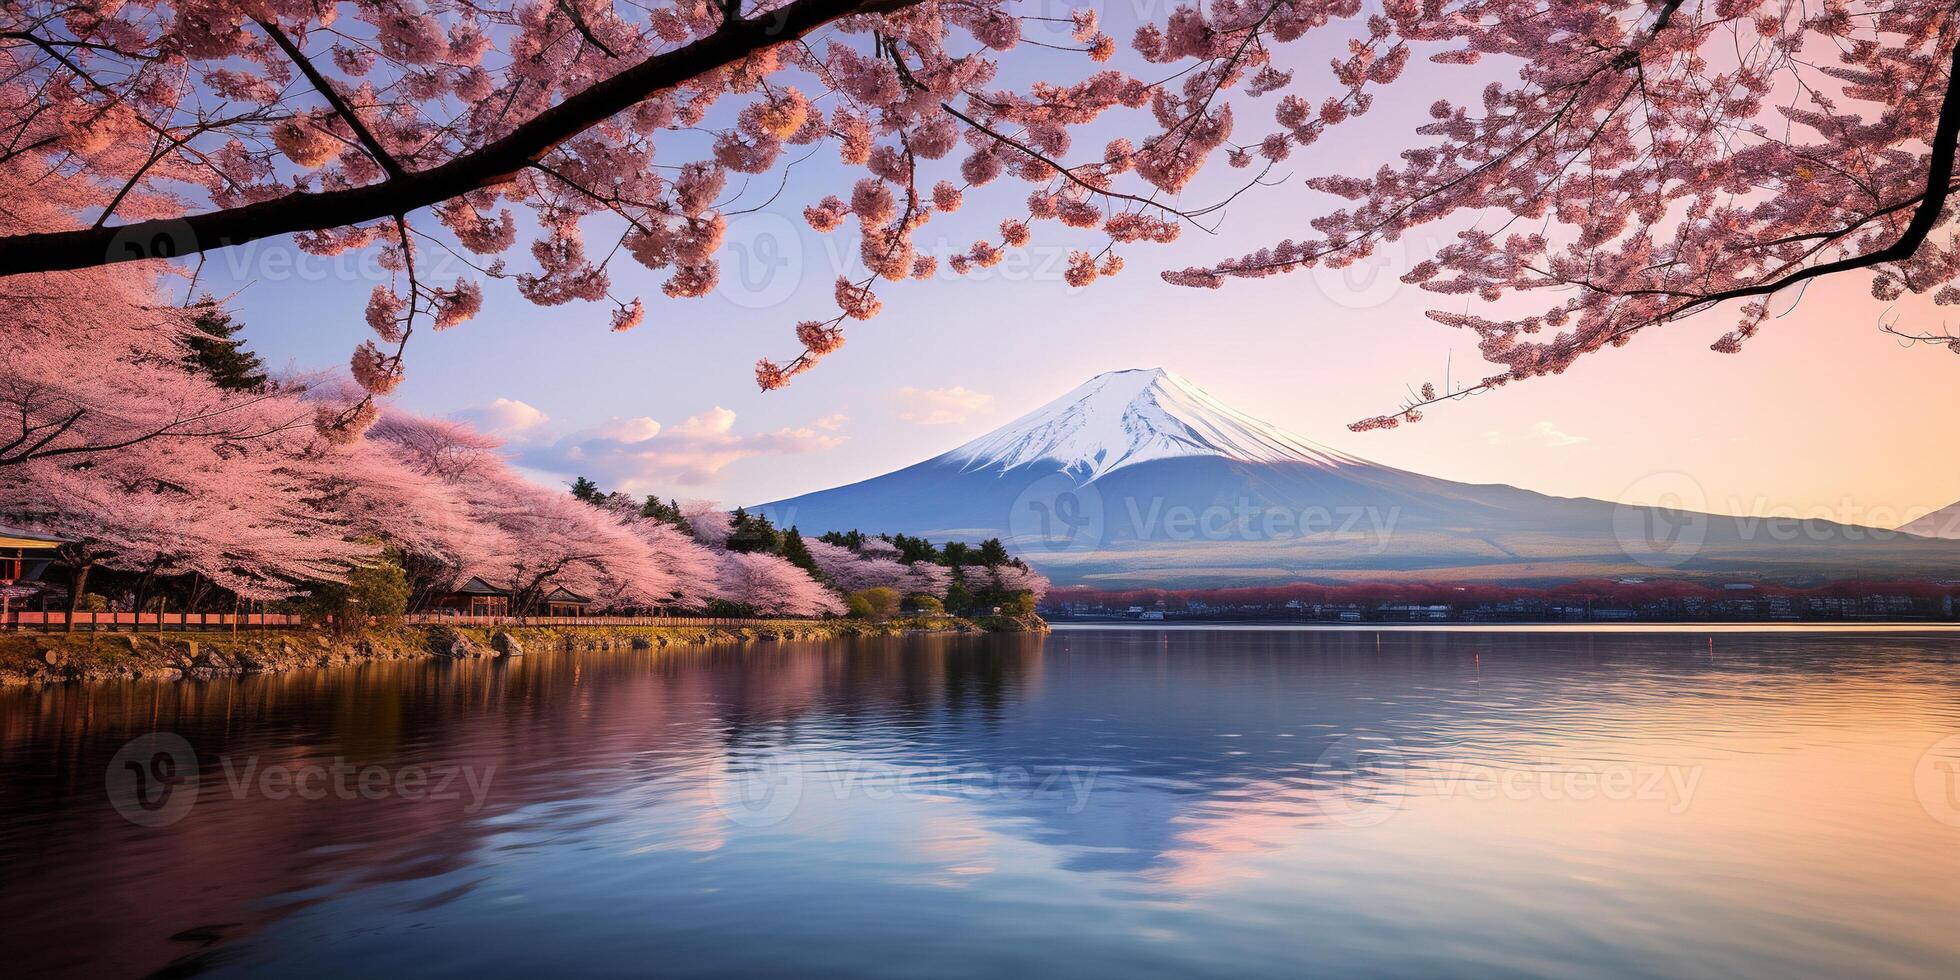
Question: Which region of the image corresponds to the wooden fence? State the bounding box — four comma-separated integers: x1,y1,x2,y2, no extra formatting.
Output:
401,614,792,628
3,611,306,631
3,611,800,631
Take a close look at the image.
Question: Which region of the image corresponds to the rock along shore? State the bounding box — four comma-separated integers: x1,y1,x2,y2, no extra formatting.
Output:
0,615,1048,687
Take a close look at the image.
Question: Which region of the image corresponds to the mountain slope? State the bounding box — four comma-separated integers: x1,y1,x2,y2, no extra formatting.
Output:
755,369,1960,587
943,367,1360,478
1899,501,1960,539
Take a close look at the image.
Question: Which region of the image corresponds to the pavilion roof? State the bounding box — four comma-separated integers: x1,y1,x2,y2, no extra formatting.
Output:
0,524,72,551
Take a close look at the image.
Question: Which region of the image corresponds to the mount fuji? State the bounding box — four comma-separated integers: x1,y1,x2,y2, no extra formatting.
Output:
755,368,1960,587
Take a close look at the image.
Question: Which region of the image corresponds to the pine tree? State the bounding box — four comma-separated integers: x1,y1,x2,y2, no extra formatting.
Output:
570,476,602,503
781,526,817,574
639,496,693,534
944,579,974,614
182,302,268,392
817,529,868,551
976,538,1009,567
941,541,970,568
726,507,781,553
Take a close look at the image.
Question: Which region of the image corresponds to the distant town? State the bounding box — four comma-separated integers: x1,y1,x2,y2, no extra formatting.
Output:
1045,582,1960,624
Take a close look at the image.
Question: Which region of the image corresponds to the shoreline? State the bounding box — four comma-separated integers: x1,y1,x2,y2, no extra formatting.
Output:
0,615,1049,687
1050,620,1960,633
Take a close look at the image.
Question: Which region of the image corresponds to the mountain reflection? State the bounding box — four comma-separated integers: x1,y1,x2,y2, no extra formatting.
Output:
4,629,1959,977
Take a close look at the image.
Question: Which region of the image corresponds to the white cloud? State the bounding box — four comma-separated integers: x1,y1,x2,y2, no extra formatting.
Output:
519,406,845,490
456,397,548,437
893,386,995,425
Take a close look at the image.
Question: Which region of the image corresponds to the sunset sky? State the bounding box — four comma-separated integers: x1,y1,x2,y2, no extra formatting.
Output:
206,9,1960,528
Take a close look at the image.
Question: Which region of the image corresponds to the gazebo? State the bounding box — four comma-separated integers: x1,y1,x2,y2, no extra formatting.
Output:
541,587,591,617
0,524,70,623
0,524,67,585
431,576,511,616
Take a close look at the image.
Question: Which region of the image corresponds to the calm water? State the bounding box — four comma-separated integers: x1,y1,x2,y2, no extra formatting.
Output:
4,628,1960,978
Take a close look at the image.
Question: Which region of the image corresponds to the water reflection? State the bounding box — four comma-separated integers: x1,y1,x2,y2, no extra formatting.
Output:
3,630,1959,977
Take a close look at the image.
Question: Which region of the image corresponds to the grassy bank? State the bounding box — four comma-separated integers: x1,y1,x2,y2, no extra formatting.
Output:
0,614,1047,687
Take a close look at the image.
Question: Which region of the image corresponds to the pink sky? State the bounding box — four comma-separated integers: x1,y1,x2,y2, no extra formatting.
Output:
211,7,1960,526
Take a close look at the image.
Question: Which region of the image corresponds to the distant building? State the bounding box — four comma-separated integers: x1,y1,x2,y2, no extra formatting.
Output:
1380,603,1451,620
542,587,591,617
0,525,67,584
430,576,511,616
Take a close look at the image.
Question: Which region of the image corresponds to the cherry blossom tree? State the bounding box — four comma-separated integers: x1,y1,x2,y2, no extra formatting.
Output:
14,2,1946,421
714,549,846,615
630,518,726,608
807,537,948,595
979,559,1049,601
0,200,315,466
4,408,376,620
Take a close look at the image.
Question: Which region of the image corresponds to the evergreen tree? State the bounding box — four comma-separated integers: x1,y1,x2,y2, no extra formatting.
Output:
182,302,268,392
976,538,1009,567
887,533,940,564
944,579,974,614
570,476,602,503
781,526,818,574
818,529,865,550
726,506,782,553
940,540,971,568
640,496,694,535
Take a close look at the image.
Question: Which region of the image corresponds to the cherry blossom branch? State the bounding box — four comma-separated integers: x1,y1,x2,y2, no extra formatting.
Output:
1360,36,1960,433
0,389,312,466
938,101,1209,222
254,17,406,179
0,0,925,277
554,0,621,59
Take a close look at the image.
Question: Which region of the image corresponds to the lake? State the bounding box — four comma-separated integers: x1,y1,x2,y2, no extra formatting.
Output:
4,627,1959,977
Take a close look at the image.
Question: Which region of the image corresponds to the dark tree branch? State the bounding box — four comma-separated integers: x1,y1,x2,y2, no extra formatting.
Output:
1367,32,1960,430
0,0,922,277
555,0,620,58
255,17,406,179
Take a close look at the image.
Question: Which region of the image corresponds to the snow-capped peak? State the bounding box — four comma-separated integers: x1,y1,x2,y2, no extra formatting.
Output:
940,367,1363,480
